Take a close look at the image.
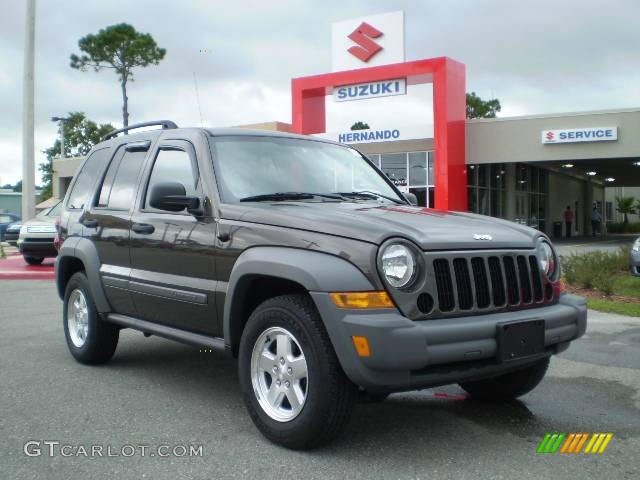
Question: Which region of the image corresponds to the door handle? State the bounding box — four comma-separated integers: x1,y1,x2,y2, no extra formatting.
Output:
131,223,155,234
81,218,98,228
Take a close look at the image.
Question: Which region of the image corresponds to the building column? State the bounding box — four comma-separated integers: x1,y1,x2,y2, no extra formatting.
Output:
505,163,516,221
584,180,594,236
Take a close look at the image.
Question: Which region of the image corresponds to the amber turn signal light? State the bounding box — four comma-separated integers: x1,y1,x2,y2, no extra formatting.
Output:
352,336,371,357
329,291,394,309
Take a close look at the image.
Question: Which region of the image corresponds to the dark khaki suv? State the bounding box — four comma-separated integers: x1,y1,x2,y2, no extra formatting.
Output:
55,121,587,449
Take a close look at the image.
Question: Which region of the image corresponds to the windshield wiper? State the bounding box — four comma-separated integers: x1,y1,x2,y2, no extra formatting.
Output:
239,192,343,202
334,190,405,205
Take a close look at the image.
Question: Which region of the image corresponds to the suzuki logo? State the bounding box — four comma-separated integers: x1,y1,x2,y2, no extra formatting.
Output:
545,131,555,141
347,22,383,62
473,234,493,241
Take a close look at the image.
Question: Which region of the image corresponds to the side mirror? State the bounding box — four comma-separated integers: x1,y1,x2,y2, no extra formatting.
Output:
403,192,418,206
149,182,200,213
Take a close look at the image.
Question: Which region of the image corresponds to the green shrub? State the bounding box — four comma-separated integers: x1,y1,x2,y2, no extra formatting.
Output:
606,222,640,233
561,246,631,291
0,243,4,259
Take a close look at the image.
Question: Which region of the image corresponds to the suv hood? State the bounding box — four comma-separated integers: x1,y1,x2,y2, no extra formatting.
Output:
223,202,542,250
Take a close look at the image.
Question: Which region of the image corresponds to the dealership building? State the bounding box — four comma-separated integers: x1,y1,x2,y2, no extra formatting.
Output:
50,11,640,238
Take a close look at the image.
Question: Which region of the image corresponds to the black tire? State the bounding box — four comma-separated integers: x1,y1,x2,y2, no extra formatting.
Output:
238,294,357,449
63,271,119,365
24,256,44,265
459,357,550,401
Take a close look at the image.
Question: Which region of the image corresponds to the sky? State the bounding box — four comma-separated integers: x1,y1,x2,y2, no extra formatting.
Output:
1,0,639,186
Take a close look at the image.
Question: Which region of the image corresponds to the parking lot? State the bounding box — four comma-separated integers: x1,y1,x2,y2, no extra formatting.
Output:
1,279,639,479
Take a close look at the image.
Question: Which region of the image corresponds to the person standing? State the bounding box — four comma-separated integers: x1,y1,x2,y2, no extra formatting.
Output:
564,206,574,238
591,206,602,236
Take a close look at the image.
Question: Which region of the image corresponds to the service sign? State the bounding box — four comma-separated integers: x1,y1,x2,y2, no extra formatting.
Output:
542,127,617,144
333,79,406,102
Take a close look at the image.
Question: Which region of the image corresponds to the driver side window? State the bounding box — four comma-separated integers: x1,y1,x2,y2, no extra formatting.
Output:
145,148,198,210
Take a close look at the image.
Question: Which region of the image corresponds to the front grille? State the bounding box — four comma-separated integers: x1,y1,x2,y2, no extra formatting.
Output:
429,252,546,316
27,225,56,234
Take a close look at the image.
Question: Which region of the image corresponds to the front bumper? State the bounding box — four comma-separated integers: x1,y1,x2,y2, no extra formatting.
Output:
311,292,587,391
18,238,58,257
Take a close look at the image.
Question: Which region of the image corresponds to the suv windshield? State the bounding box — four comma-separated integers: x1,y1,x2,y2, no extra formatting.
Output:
209,136,403,203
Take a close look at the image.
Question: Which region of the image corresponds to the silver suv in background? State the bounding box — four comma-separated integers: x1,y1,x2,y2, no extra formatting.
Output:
631,237,640,276
18,201,62,265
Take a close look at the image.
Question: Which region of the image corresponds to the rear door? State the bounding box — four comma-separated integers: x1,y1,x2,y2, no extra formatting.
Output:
81,139,152,316
129,134,219,335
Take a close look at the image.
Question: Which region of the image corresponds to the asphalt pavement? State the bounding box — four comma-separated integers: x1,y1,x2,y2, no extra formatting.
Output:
1,280,639,480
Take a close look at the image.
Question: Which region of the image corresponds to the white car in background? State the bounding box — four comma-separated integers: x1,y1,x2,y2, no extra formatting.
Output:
17,201,62,265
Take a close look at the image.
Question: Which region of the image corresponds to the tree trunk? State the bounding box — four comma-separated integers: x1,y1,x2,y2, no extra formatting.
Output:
121,77,129,130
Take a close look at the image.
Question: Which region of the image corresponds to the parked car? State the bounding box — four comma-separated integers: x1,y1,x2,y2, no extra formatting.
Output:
55,121,587,449
0,212,20,242
18,201,62,265
4,221,21,246
631,237,640,276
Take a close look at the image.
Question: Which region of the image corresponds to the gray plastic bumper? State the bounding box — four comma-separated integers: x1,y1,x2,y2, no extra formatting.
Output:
310,292,587,391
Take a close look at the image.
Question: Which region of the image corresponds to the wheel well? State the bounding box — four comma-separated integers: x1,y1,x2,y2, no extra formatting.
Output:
229,275,308,357
56,256,85,299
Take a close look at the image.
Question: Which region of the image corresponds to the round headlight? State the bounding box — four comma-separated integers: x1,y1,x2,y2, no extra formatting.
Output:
380,243,416,288
537,241,556,277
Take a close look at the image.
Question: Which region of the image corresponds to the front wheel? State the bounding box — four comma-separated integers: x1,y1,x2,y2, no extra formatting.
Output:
63,272,119,365
459,357,550,400
238,294,357,449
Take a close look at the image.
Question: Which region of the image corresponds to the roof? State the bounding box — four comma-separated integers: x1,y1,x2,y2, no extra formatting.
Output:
468,106,640,123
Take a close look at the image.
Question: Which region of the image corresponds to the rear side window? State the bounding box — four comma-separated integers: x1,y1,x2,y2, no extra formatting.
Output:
67,148,112,209
97,147,147,210
144,148,198,209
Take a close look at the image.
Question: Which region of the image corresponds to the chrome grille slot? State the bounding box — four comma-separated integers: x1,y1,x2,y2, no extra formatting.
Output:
471,257,491,308
433,259,455,312
452,258,473,310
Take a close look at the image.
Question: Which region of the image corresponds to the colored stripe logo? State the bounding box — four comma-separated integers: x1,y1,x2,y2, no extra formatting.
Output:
536,433,613,454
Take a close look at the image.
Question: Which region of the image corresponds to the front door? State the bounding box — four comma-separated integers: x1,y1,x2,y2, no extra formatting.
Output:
129,138,219,336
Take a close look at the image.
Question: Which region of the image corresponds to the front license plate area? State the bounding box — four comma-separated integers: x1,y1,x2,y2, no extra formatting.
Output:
497,319,545,362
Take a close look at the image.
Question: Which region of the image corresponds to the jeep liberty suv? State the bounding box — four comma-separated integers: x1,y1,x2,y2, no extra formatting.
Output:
55,120,587,449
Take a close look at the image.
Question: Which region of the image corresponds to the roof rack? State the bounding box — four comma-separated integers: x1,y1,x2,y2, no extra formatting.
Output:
101,120,178,142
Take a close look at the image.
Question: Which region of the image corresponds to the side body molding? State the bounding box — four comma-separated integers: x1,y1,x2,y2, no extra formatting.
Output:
55,237,111,313
223,247,375,348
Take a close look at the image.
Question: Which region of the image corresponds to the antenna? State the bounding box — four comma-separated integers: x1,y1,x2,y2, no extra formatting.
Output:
193,72,204,127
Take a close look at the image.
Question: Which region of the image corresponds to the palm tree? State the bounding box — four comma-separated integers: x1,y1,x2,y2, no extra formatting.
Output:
615,196,636,224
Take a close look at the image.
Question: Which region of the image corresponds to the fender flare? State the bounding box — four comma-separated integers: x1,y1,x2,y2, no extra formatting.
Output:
55,237,111,313
223,246,374,348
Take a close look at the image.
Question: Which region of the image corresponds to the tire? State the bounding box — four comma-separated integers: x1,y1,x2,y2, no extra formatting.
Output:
238,294,357,449
459,357,550,401
24,256,44,265
63,272,119,365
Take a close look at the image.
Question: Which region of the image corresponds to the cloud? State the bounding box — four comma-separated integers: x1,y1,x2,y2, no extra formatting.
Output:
1,0,639,185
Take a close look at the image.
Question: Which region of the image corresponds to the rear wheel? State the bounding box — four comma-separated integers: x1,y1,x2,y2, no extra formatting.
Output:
63,272,119,365
24,256,44,265
459,357,550,400
239,294,357,449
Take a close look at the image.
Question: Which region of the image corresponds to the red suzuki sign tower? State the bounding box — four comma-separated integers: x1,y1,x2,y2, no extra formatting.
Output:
290,12,467,211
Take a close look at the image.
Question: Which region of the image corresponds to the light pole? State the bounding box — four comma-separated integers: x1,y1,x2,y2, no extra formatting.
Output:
51,116,69,158
22,0,36,219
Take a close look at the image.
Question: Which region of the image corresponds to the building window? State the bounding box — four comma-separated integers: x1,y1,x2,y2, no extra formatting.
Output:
371,151,434,206
467,163,506,218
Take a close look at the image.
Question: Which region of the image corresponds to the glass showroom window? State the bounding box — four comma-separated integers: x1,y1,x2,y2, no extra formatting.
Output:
468,163,506,218
375,151,435,207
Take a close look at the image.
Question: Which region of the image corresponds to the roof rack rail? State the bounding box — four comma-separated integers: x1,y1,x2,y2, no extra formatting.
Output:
100,120,178,142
